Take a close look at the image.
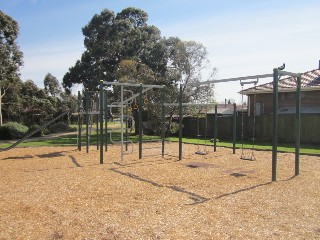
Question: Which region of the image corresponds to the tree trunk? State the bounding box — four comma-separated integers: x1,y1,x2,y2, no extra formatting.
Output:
0,87,3,126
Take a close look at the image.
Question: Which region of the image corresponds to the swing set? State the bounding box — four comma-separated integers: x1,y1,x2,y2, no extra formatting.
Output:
240,79,259,161
177,66,302,182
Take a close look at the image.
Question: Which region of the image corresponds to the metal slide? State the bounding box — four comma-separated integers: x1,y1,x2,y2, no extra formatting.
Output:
0,111,70,152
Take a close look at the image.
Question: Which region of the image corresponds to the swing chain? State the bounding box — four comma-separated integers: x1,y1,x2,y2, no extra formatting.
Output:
241,85,245,158
251,85,257,159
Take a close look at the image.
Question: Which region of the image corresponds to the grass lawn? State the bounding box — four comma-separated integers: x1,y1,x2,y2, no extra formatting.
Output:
166,137,320,155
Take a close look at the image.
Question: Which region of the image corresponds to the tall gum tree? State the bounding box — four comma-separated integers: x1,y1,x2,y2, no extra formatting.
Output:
63,7,164,92
0,11,23,126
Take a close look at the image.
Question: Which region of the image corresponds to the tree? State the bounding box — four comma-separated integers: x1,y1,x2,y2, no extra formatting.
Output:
44,73,62,97
0,11,23,126
63,8,217,136
63,7,165,91
165,38,216,103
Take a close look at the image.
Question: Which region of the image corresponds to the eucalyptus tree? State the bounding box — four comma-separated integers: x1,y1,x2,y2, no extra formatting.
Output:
63,7,166,92
0,11,23,126
44,73,62,97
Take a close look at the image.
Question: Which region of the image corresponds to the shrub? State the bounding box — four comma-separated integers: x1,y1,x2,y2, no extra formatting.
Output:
27,124,44,137
0,126,11,140
2,122,29,139
48,122,75,133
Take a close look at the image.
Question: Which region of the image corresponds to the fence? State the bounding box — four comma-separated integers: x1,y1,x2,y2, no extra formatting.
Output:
182,114,320,144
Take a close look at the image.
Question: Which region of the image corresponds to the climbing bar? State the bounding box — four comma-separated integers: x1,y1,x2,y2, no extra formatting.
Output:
182,73,273,86
240,80,258,86
103,81,165,89
164,103,218,107
278,70,301,78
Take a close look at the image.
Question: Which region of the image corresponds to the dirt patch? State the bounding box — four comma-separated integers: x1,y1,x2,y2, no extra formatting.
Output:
0,143,319,239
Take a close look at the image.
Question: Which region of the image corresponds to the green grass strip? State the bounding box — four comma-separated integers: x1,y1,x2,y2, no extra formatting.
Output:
1,133,319,155
166,137,320,155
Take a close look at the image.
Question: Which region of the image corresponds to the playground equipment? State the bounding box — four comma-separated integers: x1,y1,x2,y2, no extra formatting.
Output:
194,107,208,155
178,68,302,182
164,102,219,157
76,81,166,162
240,79,259,161
75,67,302,182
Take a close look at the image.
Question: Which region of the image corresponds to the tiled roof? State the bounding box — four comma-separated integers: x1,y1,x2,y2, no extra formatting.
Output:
241,69,320,94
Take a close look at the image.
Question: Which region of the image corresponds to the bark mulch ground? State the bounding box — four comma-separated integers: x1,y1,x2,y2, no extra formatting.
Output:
0,142,319,239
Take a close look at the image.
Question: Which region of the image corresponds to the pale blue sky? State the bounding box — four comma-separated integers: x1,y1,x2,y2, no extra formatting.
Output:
1,0,320,103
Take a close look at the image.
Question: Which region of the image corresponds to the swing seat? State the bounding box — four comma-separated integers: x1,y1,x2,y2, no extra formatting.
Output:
240,156,255,161
195,151,208,155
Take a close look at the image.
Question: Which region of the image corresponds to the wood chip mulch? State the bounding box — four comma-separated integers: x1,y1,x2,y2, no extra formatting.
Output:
0,142,319,239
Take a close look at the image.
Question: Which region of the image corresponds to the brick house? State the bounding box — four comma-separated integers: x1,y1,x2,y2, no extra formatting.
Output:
241,66,320,116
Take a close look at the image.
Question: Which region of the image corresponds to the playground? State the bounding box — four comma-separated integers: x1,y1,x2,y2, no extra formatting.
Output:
0,143,319,239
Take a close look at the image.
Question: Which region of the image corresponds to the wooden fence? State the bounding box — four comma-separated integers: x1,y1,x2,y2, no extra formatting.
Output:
182,114,320,144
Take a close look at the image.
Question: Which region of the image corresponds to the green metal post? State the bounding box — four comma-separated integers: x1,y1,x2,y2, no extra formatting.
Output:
214,105,217,152
272,68,279,182
139,84,143,159
233,103,236,154
96,92,99,150
125,105,128,151
85,88,89,153
77,91,82,151
104,89,108,152
178,84,183,160
295,74,301,176
161,87,165,158
99,81,104,164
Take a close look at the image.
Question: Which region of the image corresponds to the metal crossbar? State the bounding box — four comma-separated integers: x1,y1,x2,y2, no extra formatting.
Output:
278,70,301,78
164,103,218,107
182,73,273,86
103,81,164,89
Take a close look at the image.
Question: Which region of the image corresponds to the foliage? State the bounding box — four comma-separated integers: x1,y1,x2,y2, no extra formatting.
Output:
61,7,217,136
0,10,24,126
44,73,62,97
1,122,28,139
0,125,10,139
48,122,76,133
63,7,164,91
27,124,45,137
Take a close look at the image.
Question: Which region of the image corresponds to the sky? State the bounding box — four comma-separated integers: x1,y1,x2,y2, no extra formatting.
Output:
1,0,320,103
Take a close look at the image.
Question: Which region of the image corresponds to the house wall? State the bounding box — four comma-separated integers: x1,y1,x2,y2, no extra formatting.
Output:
248,90,320,115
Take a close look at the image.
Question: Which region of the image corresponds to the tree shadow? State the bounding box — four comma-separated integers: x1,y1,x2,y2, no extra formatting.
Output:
112,158,179,169
37,151,65,158
109,168,209,205
1,155,34,161
69,155,82,167
214,181,272,199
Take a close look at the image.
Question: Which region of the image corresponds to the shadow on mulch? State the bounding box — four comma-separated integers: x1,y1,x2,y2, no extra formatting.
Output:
109,168,210,205
37,152,65,158
1,155,34,161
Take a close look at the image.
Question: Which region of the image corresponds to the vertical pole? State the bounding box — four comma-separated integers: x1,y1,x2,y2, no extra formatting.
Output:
161,87,165,158
125,104,128,151
233,103,236,154
139,84,143,159
85,88,89,153
178,84,183,160
120,85,124,161
295,74,301,176
104,89,108,151
77,91,82,151
272,68,279,182
99,81,104,164
214,105,217,152
96,92,99,150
